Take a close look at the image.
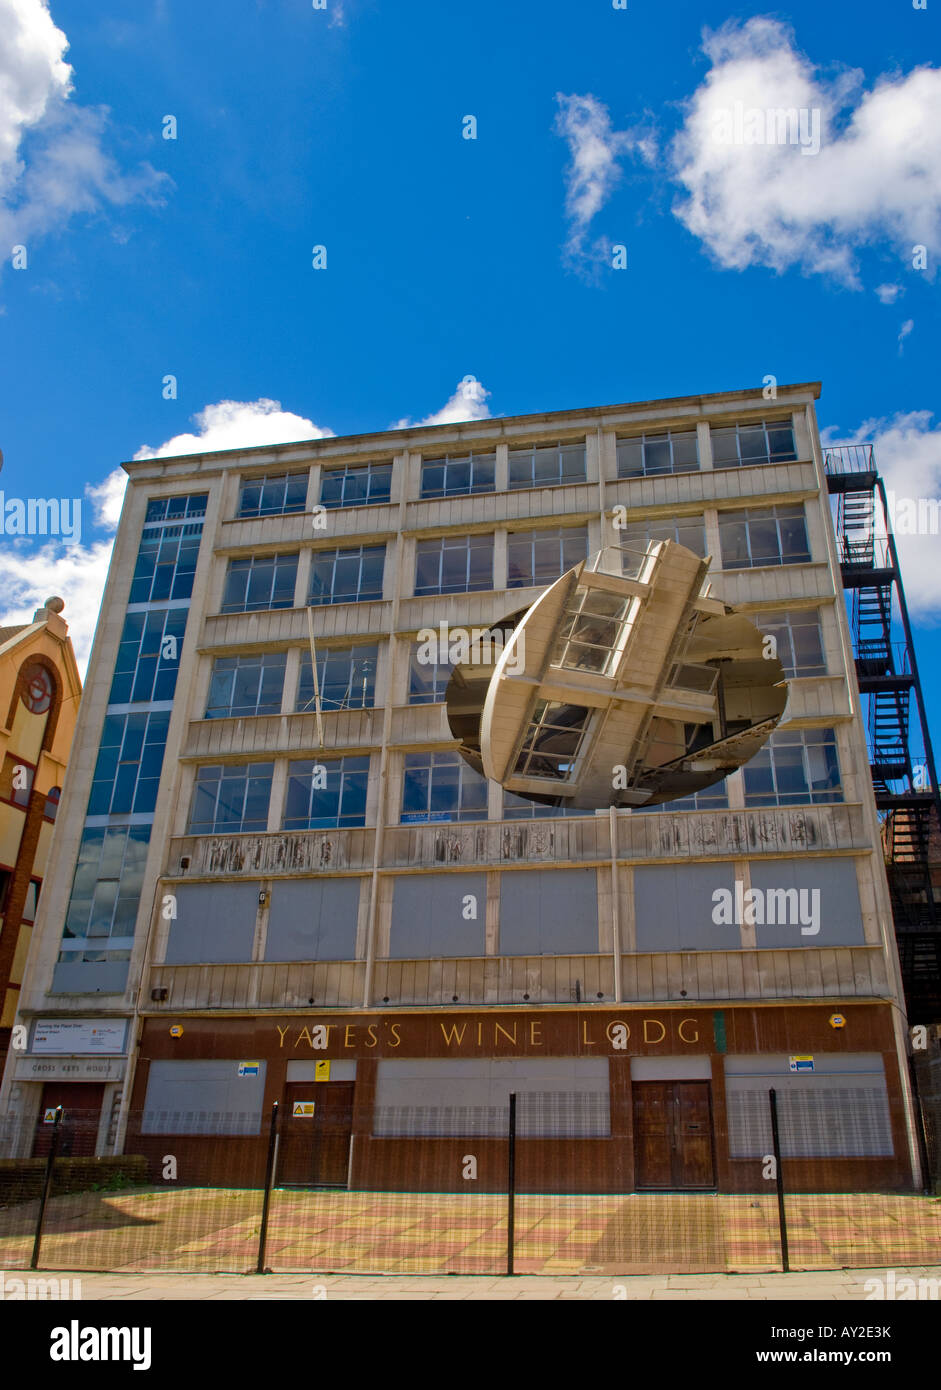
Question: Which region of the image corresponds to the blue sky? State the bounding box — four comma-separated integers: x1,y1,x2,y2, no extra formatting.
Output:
1,0,939,759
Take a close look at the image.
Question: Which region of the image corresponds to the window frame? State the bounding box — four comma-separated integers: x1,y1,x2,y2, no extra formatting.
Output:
742,727,843,807
756,609,827,678
205,652,288,719
718,504,811,570
420,451,496,500
414,534,494,596
220,553,299,614
296,644,378,712
508,441,587,490
307,544,386,606
401,750,489,824
616,430,700,479
506,525,589,590
236,471,309,519
282,755,370,830
319,461,393,510
187,762,274,836
710,419,798,469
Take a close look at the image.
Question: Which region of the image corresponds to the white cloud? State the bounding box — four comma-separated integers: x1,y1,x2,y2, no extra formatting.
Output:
0,0,168,255
671,17,941,282
0,536,116,675
85,467,126,528
554,92,654,271
826,410,941,618
897,318,914,352
134,398,332,459
392,377,491,430
0,398,331,675
875,283,902,305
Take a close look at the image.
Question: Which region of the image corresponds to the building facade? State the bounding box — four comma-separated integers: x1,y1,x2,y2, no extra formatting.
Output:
0,600,81,1068
0,384,923,1191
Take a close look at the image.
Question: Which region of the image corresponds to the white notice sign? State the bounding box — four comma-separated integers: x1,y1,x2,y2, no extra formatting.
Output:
32,1020,128,1055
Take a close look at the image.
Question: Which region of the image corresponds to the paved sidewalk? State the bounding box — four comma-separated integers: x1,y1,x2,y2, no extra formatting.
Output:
4,1189,940,1275
21,1265,941,1300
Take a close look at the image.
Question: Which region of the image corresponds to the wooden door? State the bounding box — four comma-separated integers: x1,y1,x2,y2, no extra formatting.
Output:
32,1083,105,1158
633,1081,715,1189
278,1082,354,1187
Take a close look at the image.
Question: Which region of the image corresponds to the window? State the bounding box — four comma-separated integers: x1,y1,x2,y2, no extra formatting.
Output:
308,545,385,605
22,879,39,923
616,516,707,560
743,728,842,807
206,653,287,719
20,663,53,715
551,586,633,676
0,868,10,912
401,751,488,823
144,495,207,523
414,534,493,595
507,526,588,589
408,643,452,705
129,524,203,604
635,783,729,812
283,756,369,830
43,786,61,821
221,554,298,612
87,712,170,816
710,420,798,468
756,610,826,677
421,452,496,499
616,430,699,478
297,645,377,712
237,471,308,518
514,701,591,781
60,824,151,961
502,790,586,820
110,608,188,704
320,461,392,509
187,763,274,835
509,441,586,489
718,504,811,570
0,754,35,808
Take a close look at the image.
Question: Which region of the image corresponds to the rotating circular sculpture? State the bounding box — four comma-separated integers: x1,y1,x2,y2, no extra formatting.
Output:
444,540,788,809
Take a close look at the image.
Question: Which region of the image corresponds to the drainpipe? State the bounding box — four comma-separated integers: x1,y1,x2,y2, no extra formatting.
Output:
610,804,622,1003
362,453,408,1008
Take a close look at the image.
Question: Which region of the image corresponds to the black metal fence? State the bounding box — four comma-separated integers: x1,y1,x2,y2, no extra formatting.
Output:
2,1092,940,1277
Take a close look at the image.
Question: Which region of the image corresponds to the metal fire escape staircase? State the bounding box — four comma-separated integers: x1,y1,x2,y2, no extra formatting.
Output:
826,445,941,1020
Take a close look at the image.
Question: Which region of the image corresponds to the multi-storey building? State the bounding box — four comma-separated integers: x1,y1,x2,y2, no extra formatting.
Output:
0,600,80,1067
0,384,924,1191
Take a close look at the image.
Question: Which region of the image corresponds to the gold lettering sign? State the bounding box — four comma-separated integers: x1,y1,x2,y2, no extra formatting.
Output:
273,1013,705,1054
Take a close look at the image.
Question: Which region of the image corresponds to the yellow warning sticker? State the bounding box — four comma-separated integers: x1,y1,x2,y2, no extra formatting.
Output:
314,1060,331,1082
292,1101,315,1118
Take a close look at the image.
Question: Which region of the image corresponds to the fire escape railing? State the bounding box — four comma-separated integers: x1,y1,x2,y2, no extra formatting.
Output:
826,445,941,1020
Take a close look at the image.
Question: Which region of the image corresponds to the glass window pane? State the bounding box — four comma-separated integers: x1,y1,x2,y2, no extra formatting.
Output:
645,438,671,473
617,439,643,477
711,429,740,465
748,520,781,563
672,432,699,469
